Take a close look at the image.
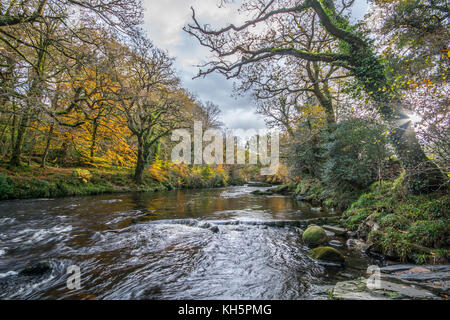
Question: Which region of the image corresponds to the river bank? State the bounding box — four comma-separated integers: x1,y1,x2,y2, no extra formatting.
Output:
0,163,242,201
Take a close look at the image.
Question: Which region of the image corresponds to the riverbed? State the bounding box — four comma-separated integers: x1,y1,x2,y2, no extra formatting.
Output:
0,185,377,299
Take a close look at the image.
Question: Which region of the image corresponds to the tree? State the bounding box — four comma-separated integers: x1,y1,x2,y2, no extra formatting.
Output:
185,0,446,193
0,0,142,167
115,35,190,184
0,0,142,29
197,100,223,129
234,8,352,126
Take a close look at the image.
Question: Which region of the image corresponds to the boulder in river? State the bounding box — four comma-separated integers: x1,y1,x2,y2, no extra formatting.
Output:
19,261,52,276
302,225,328,247
322,225,347,236
310,246,345,262
199,222,212,229
209,226,219,233
347,239,372,252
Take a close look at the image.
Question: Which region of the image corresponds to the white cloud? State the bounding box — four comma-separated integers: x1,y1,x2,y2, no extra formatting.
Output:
143,0,266,130
142,0,369,130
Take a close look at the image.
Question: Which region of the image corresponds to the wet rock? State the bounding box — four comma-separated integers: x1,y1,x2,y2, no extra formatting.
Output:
317,261,343,268
346,231,357,238
386,271,450,283
332,278,383,300
199,222,212,229
324,230,335,237
343,256,371,271
247,182,272,187
272,184,292,195
296,194,306,201
383,266,450,295
303,217,340,227
251,190,274,196
310,247,345,262
294,227,304,235
332,277,438,300
381,264,450,274
19,261,52,276
302,225,328,247
355,218,380,239
399,267,431,274
322,225,347,236
209,226,219,233
329,240,344,248
347,239,372,252
380,264,417,273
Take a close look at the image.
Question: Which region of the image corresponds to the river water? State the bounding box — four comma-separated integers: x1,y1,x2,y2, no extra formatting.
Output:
0,185,377,300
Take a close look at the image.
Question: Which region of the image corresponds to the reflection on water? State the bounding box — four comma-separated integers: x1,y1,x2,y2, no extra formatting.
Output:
0,185,372,300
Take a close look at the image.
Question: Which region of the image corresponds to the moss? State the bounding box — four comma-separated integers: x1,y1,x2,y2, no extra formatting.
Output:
310,246,345,262
302,225,328,247
344,174,449,263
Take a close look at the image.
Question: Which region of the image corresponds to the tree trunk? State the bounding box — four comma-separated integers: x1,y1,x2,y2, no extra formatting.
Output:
134,136,146,185
40,122,54,168
90,119,99,160
27,130,38,165
387,102,445,193
9,108,17,155
60,142,68,167
10,111,29,167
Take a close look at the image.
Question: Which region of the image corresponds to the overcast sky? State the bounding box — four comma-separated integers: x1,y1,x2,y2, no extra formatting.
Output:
143,0,369,130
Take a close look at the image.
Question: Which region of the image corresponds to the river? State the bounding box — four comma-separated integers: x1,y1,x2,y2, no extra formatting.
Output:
0,185,378,299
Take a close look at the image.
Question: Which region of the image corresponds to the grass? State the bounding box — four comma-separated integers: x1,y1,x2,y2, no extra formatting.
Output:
294,174,363,210
0,166,143,200
0,162,232,200
342,174,449,264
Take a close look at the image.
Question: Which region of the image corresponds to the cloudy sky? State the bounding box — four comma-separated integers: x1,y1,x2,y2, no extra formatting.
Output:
143,0,369,130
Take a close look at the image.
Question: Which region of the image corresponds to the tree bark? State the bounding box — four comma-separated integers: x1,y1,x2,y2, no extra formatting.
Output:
90,119,99,160
10,111,29,167
40,122,54,168
386,101,445,193
134,136,147,185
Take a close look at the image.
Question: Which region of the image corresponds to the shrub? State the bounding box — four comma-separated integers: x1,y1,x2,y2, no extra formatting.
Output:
0,174,12,199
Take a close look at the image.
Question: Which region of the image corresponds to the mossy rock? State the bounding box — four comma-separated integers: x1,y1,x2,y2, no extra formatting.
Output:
310,247,345,262
302,225,328,247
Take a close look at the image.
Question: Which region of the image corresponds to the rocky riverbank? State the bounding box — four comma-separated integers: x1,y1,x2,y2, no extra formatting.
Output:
296,224,449,300
331,264,450,300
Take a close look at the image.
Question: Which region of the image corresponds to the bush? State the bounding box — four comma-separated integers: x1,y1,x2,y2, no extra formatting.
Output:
291,119,393,210
0,174,12,199
321,119,391,191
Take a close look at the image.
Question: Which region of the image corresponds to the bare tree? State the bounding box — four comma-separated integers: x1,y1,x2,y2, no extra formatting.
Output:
0,0,142,29
197,101,223,129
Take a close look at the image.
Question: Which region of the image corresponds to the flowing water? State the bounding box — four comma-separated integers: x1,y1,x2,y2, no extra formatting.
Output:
0,185,377,300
